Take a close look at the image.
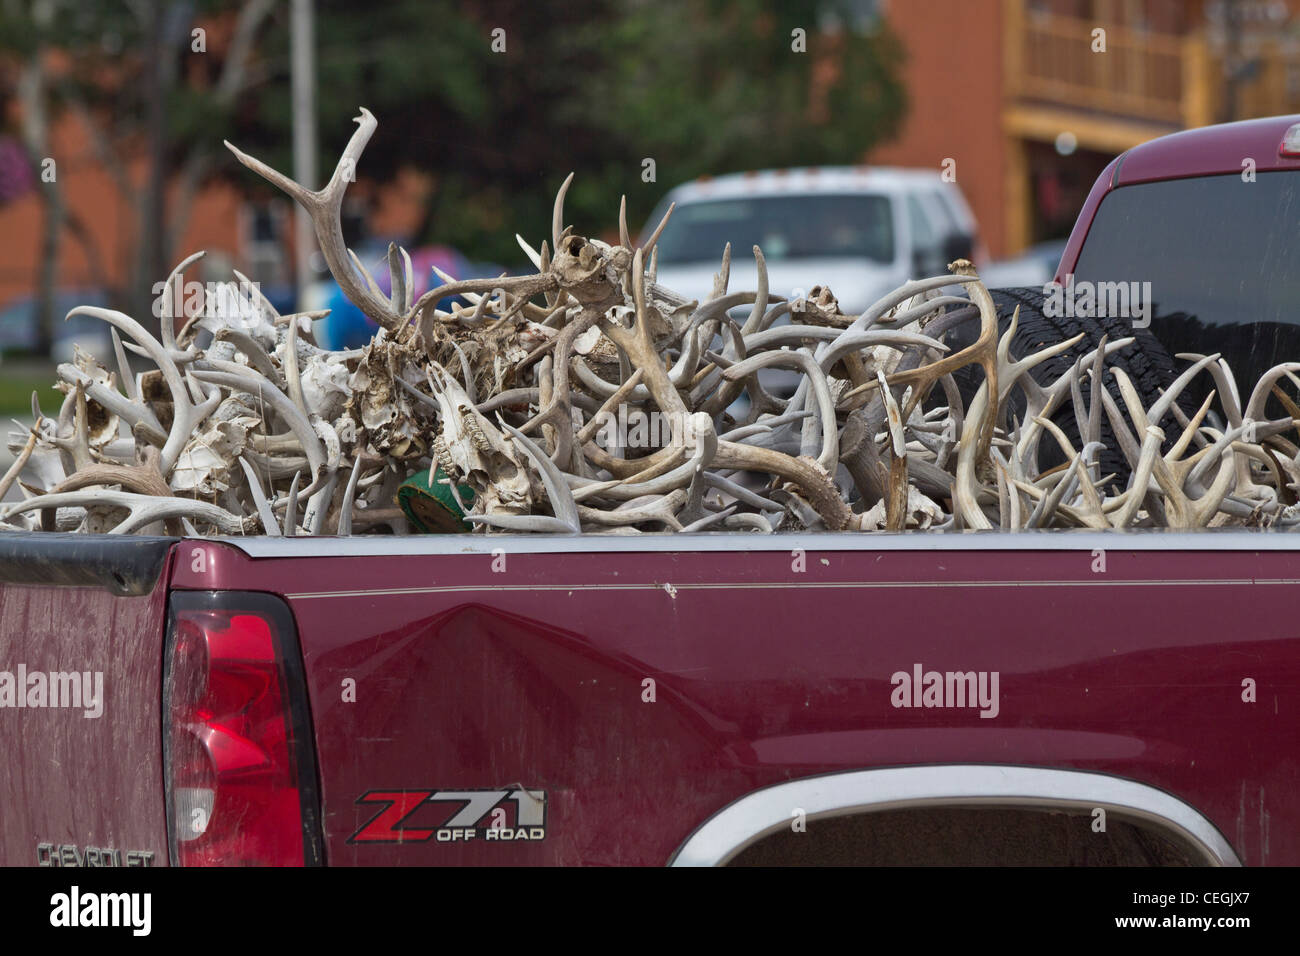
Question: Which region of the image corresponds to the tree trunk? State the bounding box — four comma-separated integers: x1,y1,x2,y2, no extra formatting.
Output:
135,0,169,333
33,179,64,359
17,34,61,360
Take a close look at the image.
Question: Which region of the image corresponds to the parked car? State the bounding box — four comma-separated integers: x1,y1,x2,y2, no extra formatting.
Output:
977,239,1067,290
0,289,113,363
948,114,1300,477
644,166,981,316
3,117,1299,868
643,166,980,400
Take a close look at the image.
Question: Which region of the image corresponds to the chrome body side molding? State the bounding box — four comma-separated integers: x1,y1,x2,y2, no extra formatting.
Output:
218,528,1300,559
669,765,1241,867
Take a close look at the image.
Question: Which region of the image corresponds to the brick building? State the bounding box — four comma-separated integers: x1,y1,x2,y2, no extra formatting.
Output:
871,0,1300,258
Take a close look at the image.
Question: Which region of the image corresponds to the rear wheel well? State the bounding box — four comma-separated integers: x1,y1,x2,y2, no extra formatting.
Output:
727,805,1203,866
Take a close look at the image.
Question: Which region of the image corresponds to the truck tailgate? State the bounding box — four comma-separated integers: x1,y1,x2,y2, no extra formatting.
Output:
0,534,175,867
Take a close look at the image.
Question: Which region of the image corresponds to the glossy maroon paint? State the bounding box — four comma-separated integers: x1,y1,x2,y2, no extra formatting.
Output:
1056,114,1300,282
171,540,1300,866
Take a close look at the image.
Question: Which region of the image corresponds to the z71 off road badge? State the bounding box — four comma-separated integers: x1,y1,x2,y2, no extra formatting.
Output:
348,787,546,844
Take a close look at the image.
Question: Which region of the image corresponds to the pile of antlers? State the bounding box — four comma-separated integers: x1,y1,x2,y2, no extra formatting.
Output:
6,109,1300,537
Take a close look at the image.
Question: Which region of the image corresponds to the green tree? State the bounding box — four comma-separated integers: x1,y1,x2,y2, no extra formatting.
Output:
2,0,906,345
0,0,277,343
235,0,905,267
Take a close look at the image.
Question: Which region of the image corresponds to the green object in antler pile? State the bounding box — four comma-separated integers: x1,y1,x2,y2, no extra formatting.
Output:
397,467,475,533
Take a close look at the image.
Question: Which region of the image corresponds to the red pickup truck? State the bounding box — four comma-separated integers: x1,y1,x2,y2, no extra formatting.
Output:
3,115,1299,868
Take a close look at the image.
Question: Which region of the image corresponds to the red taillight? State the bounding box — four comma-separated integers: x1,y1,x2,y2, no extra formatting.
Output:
164,593,321,866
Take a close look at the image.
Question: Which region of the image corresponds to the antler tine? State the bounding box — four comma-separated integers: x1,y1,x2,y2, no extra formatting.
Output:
158,251,205,350
232,267,282,320
335,455,366,537
618,195,631,251
722,349,838,471
680,504,737,533
1093,383,1142,472
713,437,853,530
709,242,732,301
1086,337,1108,448
995,319,1085,409
283,470,302,536
699,273,780,415
213,328,284,385
575,369,645,445
1067,357,1089,452
110,328,138,402
991,449,1022,529
599,247,690,428
1169,390,1217,461
592,289,749,399
579,490,688,532
878,370,910,531
740,246,769,335
952,388,993,529
306,471,339,535
1145,353,1221,429
236,455,281,536
2,490,251,536
573,415,718,504
880,264,999,463
226,109,404,330
640,202,675,259
516,233,543,270
283,310,310,422
552,172,575,255
840,272,979,338
1244,362,1300,423
55,363,167,447
1177,352,1243,426
387,243,407,315
745,327,948,375
66,306,193,475
516,310,598,469
413,271,557,330
0,424,40,504
993,459,1011,530
1015,336,1136,469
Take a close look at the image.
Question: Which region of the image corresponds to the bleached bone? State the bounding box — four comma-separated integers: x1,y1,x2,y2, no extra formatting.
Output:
21,108,1300,540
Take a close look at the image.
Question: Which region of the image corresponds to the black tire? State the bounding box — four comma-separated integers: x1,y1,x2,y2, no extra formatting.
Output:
950,286,1190,483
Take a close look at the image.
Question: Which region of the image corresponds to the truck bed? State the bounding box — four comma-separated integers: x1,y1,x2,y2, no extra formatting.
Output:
5,530,1292,866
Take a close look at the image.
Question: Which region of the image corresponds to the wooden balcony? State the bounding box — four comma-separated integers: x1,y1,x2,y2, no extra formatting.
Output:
1005,3,1300,132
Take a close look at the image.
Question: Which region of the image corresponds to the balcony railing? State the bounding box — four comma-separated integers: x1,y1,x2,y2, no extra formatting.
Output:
1005,4,1300,128
1229,35,1300,120
1011,11,1185,123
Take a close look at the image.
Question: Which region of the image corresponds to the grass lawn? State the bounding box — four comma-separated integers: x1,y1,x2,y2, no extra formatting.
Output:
0,365,62,419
